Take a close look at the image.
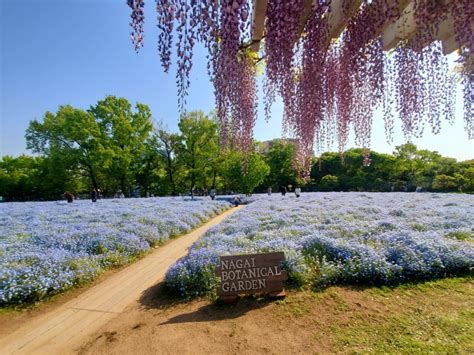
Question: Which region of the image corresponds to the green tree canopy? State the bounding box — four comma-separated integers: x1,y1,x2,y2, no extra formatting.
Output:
221,151,270,195
6,101,472,201
89,96,153,195
25,96,153,195
320,175,339,191
177,111,219,196
25,105,110,191
261,139,297,190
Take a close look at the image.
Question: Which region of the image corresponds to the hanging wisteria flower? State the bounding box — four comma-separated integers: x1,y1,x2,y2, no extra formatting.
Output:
129,0,473,177
127,0,145,52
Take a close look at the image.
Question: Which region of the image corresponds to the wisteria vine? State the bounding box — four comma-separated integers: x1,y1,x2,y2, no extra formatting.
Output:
127,0,473,177
264,0,303,134
450,0,473,139
127,0,145,52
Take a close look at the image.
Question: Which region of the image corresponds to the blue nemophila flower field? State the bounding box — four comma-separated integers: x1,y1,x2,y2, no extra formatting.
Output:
0,197,231,305
165,193,474,297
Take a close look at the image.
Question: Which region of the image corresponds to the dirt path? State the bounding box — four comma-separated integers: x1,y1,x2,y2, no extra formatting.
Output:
0,205,244,355
78,277,474,354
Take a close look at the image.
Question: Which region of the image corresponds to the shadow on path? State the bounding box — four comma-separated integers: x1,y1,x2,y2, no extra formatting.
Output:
138,281,273,325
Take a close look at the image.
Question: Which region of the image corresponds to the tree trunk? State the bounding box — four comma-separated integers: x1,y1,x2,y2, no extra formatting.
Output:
86,163,98,191
190,171,196,200
121,178,127,197
166,152,176,195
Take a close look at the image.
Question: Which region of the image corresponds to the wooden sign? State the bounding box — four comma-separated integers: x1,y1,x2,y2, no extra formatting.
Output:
215,252,288,300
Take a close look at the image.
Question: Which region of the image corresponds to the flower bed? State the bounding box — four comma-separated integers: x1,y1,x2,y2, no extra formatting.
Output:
165,193,474,297
0,197,231,305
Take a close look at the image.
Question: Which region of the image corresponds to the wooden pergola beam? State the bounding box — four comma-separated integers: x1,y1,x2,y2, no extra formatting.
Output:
382,0,458,52
250,0,268,52
438,15,457,54
250,0,460,54
250,0,313,52
298,0,315,36
442,34,458,55
382,1,414,50
327,0,411,45
295,0,313,36
327,0,363,39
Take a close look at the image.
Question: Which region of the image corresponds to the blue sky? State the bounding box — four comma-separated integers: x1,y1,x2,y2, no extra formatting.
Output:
1,0,473,160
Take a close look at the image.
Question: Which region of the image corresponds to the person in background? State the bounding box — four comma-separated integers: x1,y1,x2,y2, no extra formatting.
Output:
91,188,97,202
280,185,287,196
267,187,272,195
231,195,242,207
295,185,301,198
210,186,216,200
63,191,74,203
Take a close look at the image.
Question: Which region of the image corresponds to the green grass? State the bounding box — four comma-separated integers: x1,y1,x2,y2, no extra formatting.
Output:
329,277,474,353
331,309,473,353
272,276,473,353
445,230,473,242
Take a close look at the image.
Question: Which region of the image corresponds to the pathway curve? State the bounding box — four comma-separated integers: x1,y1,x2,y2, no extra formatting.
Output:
0,205,245,354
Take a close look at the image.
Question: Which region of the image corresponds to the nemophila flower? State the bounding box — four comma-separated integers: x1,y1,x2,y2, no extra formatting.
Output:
166,192,474,297
0,197,231,305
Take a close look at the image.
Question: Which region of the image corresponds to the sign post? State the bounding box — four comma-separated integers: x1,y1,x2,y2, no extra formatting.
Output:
215,252,288,302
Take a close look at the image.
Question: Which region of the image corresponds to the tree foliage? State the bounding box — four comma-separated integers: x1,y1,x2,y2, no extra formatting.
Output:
25,105,109,191
221,150,270,195
2,97,472,202
261,139,297,191
25,96,153,196
89,96,153,195
177,111,220,196
311,144,472,193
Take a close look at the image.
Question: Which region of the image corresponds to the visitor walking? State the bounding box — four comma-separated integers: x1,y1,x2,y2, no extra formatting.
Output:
295,186,301,198
90,188,97,202
280,186,287,196
210,186,216,200
267,187,272,195
63,191,74,203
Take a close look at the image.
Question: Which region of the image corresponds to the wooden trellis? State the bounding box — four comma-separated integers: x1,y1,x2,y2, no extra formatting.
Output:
250,0,462,54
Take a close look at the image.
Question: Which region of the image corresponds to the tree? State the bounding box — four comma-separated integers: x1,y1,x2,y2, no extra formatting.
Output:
221,151,270,195
26,105,110,191
25,97,153,197
261,139,297,191
0,155,39,201
392,143,448,191
134,139,162,197
89,96,153,195
176,111,219,197
311,149,395,192
462,165,474,192
432,174,457,192
320,175,339,191
453,173,468,192
154,128,181,195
